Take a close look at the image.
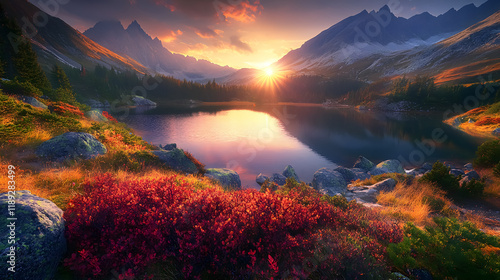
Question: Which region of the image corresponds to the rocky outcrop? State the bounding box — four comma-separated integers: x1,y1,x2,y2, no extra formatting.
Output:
271,173,287,186
311,168,347,195
36,132,107,161
345,178,397,204
17,95,48,110
492,128,500,136
370,159,405,175
152,148,197,174
0,191,66,280
256,173,269,186
205,168,241,190
84,110,108,122
158,143,177,151
282,165,299,182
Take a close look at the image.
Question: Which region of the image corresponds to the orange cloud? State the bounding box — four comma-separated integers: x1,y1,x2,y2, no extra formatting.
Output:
161,29,183,42
219,0,263,22
194,27,219,39
154,0,175,12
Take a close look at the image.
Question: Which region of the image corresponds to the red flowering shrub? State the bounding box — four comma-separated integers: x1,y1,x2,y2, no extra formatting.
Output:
102,111,118,123
51,101,84,117
64,174,402,279
475,117,500,126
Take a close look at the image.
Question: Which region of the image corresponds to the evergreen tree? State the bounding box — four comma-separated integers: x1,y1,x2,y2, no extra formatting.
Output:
14,41,51,91
0,58,5,78
51,65,72,91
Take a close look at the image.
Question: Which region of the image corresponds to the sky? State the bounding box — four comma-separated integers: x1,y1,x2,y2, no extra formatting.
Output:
31,0,487,69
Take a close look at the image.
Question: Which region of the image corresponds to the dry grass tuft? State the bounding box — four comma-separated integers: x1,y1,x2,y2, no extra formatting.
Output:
377,181,454,226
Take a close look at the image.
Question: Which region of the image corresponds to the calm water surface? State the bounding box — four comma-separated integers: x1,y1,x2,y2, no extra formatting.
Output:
122,105,484,188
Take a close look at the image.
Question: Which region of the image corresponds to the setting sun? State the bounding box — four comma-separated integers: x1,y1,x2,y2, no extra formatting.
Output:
265,68,274,77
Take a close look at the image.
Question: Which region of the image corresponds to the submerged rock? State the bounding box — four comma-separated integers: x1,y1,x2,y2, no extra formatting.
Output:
205,168,241,190
152,148,197,174
312,168,347,195
36,132,107,161
0,191,66,280
282,165,299,182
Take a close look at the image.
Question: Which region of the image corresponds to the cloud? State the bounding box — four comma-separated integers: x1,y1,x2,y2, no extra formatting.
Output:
161,29,183,42
194,27,219,39
230,36,252,53
219,0,263,22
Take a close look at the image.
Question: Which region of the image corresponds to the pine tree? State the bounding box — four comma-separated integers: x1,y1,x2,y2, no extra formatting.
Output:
51,65,72,91
14,41,51,91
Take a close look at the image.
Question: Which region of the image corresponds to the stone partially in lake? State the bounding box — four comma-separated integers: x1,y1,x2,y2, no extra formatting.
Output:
131,95,157,107
353,156,375,171
449,169,465,177
152,148,198,174
205,168,241,190
84,110,108,122
0,191,66,280
36,132,107,161
282,165,299,182
271,173,287,186
17,95,48,110
256,173,269,186
372,159,405,174
312,168,347,195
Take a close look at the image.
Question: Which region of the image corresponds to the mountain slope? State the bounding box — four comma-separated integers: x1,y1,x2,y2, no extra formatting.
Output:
0,0,148,73
84,20,235,81
274,0,500,75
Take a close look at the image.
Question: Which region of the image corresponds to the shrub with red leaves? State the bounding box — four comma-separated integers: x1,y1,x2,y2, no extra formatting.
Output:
102,111,118,123
475,116,500,126
51,102,84,117
64,174,402,279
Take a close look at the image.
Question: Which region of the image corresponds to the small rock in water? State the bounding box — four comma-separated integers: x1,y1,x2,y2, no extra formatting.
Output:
353,156,375,171
271,173,287,186
282,165,300,182
256,173,270,186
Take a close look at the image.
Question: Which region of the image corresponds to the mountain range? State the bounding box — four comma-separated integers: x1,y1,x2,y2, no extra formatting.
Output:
83,20,235,81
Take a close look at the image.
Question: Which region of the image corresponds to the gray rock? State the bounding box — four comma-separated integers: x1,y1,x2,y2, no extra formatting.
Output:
421,162,433,171
460,176,473,185
312,168,347,195
0,191,66,280
391,272,411,280
152,148,198,174
468,119,475,123
449,169,465,177
373,178,397,192
271,173,287,186
369,168,389,176
453,116,466,127
351,188,379,203
353,156,375,171
84,110,108,122
205,168,241,190
374,159,405,174
333,166,356,183
465,170,480,180
36,132,107,161
17,95,48,109
352,171,371,181
282,165,299,182
464,163,473,171
131,95,157,107
159,143,177,151
256,173,270,186
492,128,500,136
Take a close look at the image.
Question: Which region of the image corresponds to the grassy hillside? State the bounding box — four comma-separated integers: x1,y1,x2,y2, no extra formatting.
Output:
446,102,500,137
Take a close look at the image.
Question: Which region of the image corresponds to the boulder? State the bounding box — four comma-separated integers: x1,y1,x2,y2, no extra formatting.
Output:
17,95,47,110
353,156,375,171
84,110,108,122
372,178,397,192
256,173,270,186
152,148,198,174
0,191,66,280
271,173,287,186
131,95,157,107
449,169,465,177
205,168,241,190
464,163,473,171
464,170,480,180
282,165,299,182
36,132,107,161
333,166,356,183
312,168,347,195
421,162,433,171
372,159,405,174
352,171,371,181
492,128,500,136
